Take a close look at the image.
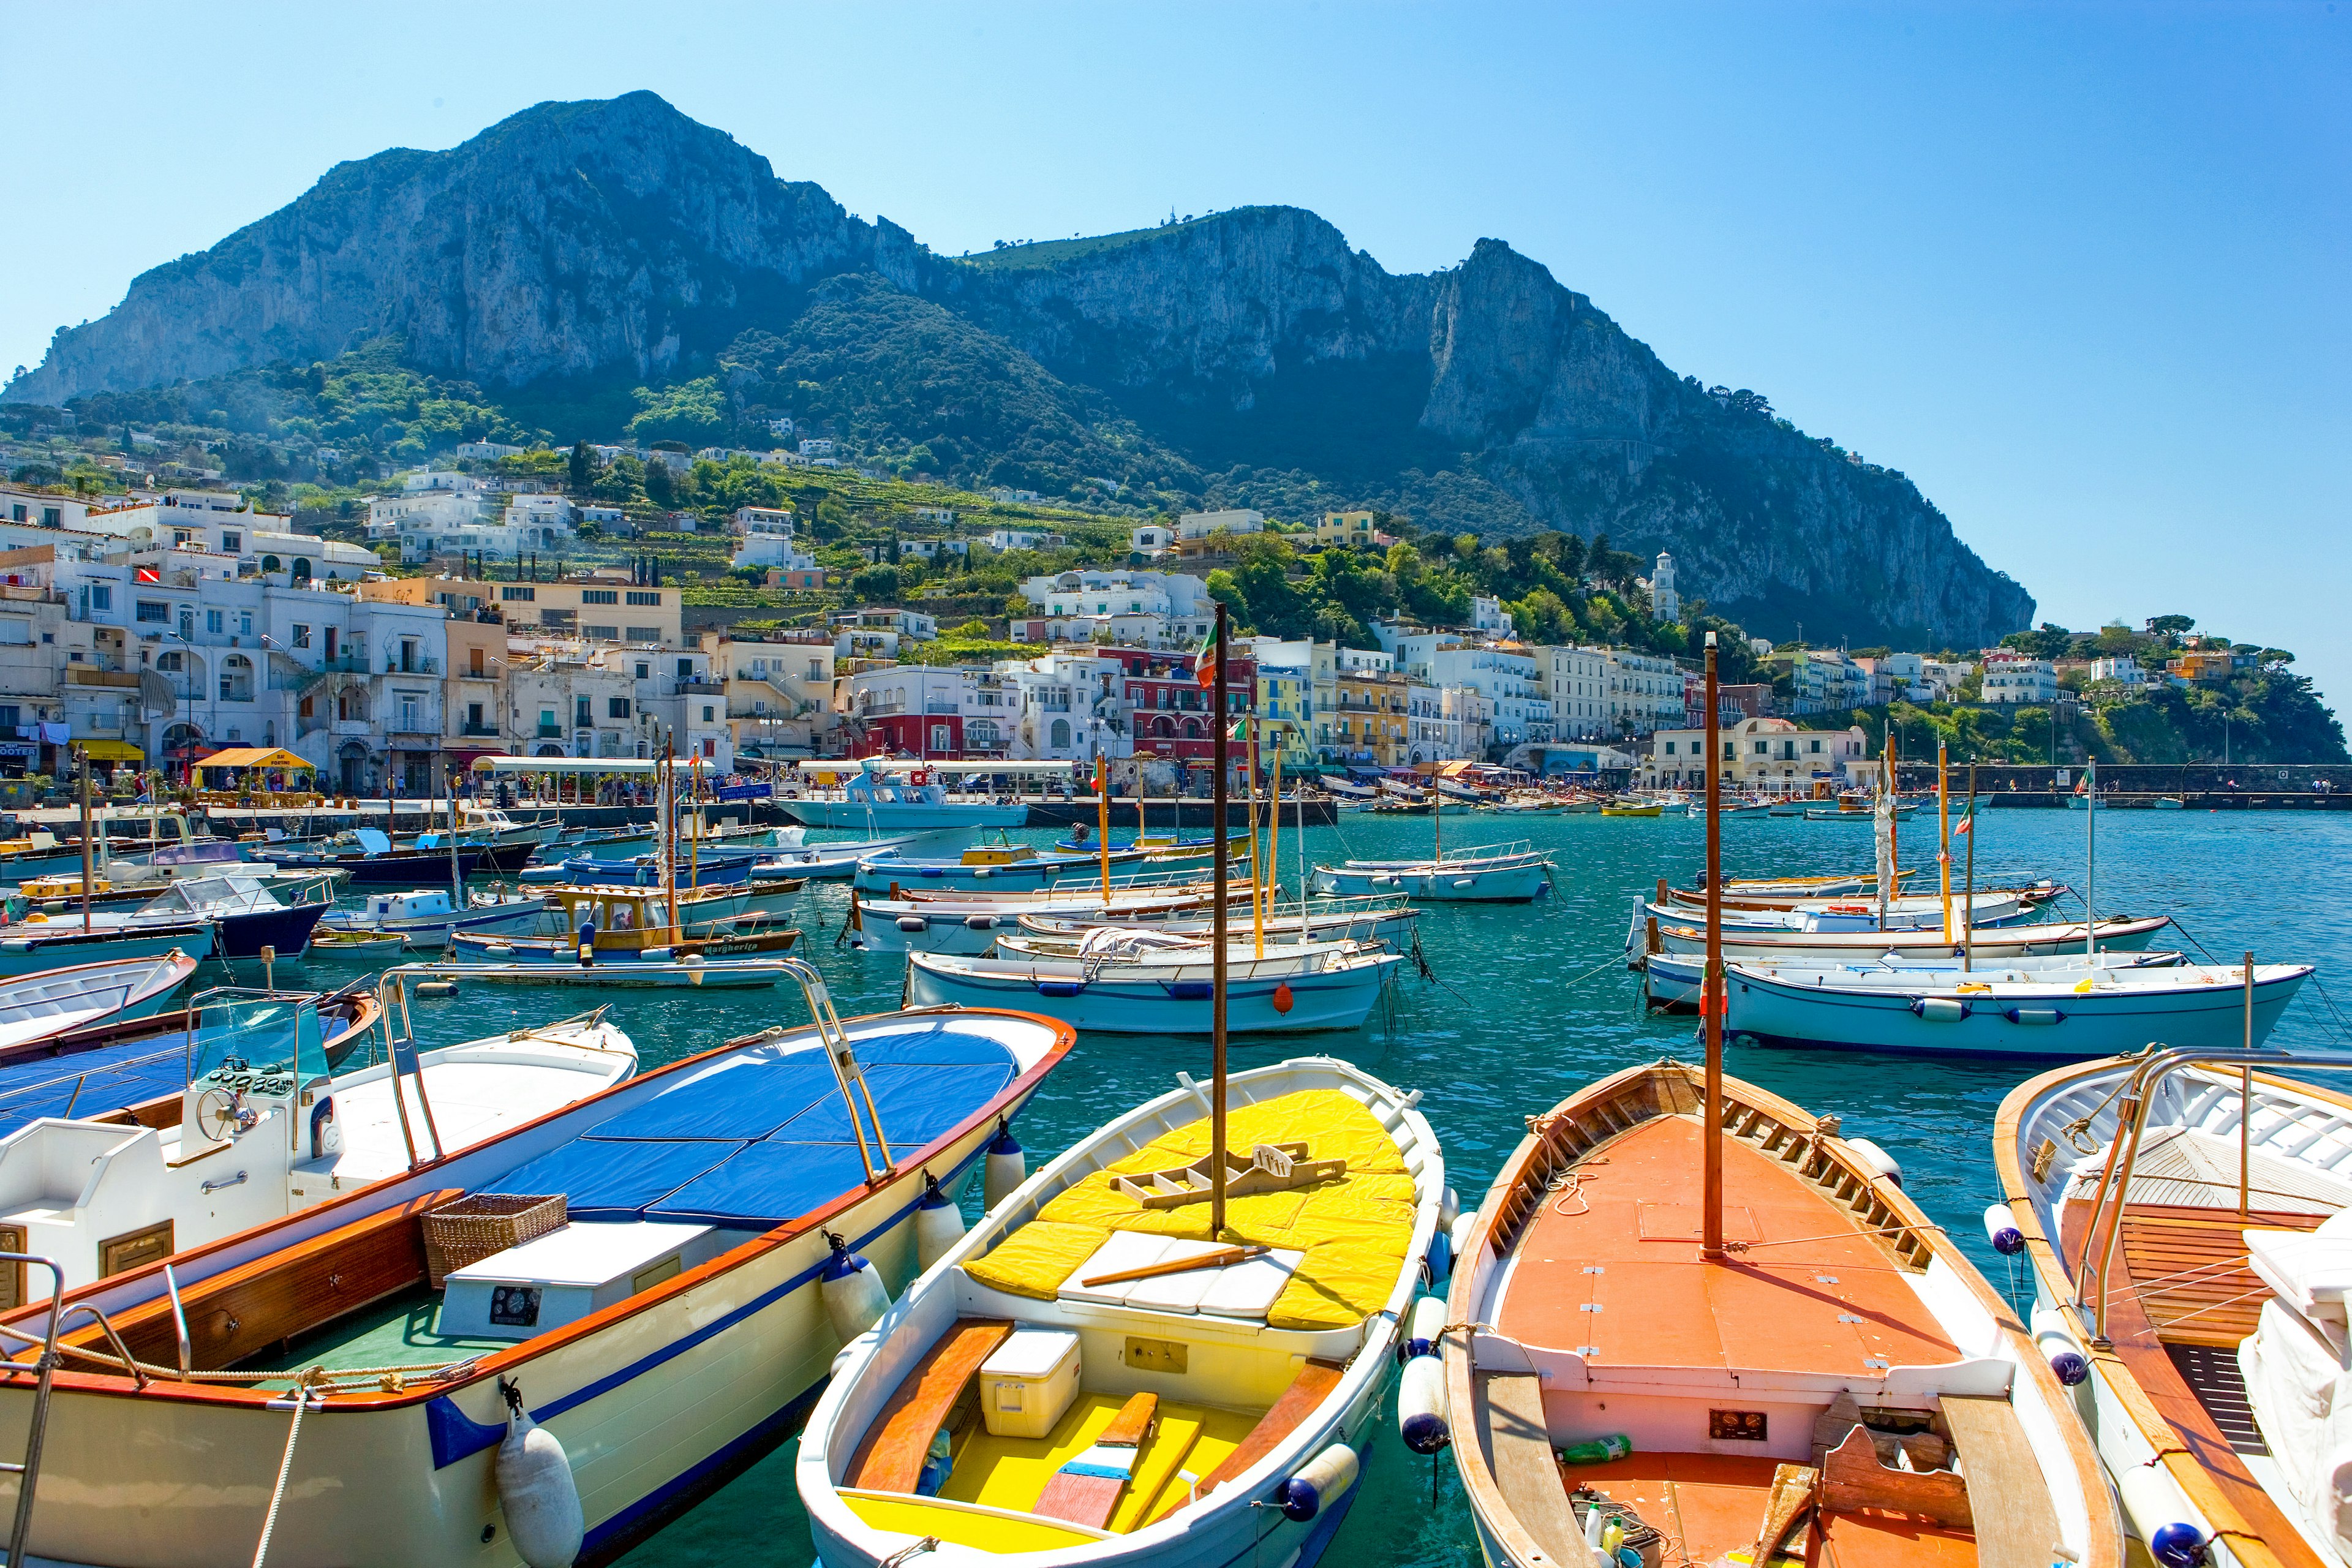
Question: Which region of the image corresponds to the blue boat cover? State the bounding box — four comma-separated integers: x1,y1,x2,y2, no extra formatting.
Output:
0,1032,195,1134
483,1025,1022,1226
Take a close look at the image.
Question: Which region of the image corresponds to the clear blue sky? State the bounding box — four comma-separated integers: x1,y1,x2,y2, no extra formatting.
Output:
3,2,2343,703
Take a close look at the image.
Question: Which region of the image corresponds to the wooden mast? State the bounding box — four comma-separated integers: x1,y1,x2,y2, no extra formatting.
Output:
1702,631,1725,1261
2085,756,2098,957
75,745,92,933
1245,718,1263,958
1964,761,1977,972
1265,748,1283,939
1937,741,1952,942
1095,755,1110,902
443,762,463,907
1210,603,1231,1240
662,742,680,940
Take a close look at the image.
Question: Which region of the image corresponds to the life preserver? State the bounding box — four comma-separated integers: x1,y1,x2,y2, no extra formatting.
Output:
910,768,931,787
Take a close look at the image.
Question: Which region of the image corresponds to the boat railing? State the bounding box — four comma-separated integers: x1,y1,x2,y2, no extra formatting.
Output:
2062,1046,2352,1344
753,958,897,1186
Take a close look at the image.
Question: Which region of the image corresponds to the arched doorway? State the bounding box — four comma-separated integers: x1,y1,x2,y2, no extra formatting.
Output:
336,740,369,794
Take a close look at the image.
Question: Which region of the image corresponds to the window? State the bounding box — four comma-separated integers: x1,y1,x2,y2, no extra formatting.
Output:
575,699,592,728
467,703,485,731
89,584,112,612
929,724,951,753
608,698,631,719
1809,739,1822,754
539,708,557,731
1754,741,1768,755
40,508,59,529
582,625,618,641
221,532,241,553
157,651,183,673
291,623,311,649
581,590,618,605
260,554,281,572
625,625,660,643
135,600,168,624
239,612,252,637
502,586,535,602
809,659,824,680
625,591,660,606
1663,741,1676,755
206,609,224,635
701,704,715,722
0,706,16,730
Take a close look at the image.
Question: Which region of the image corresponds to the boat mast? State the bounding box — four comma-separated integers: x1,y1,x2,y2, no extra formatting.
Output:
1874,746,1894,931
1702,631,1725,1262
1245,720,1264,959
75,744,92,933
2085,756,2098,957
1265,748,1283,937
1095,755,1110,902
1963,762,1977,973
1210,602,1231,1240
663,743,680,939
1937,741,1951,943
689,755,701,893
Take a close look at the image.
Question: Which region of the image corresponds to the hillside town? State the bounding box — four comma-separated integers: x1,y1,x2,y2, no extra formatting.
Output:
0,464,2291,796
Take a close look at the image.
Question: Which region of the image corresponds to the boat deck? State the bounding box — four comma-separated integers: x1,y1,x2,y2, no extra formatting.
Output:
925,1390,1259,1534
1493,1114,1956,1376
300,1049,629,1189
1561,1450,1973,1568
243,1284,508,1373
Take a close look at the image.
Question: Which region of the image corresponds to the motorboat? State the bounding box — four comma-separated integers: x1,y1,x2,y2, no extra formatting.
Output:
252,828,489,886
751,831,974,882
851,842,1163,895
0,974,1068,1566
783,760,1033,831
906,940,1400,1035
319,886,549,950
1443,1058,2120,1568
848,887,1217,956
0,979,636,1295
0,918,217,977
417,957,798,989
1723,957,2312,1057
1640,912,2174,962
1310,840,1553,903
797,1056,1444,1568
0,952,198,1052
1996,1048,2352,1568
1639,948,2187,1011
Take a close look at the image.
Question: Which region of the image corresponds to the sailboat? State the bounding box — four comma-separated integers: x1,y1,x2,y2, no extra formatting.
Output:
799,600,1446,1568
1311,771,1554,903
1441,631,2122,1568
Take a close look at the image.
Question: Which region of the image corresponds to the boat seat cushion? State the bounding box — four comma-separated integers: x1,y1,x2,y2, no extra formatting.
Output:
2247,1227,2352,1325
767,1062,1016,1148
586,1058,839,1141
966,1221,1110,1301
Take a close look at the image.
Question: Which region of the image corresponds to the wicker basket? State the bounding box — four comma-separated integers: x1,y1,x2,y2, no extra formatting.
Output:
422,1194,567,1287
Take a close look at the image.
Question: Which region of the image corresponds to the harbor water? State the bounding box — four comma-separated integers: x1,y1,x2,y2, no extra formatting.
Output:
250,804,2352,1566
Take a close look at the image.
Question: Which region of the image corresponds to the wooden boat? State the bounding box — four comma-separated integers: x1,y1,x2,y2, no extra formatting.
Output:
753,831,971,882
1724,957,2311,1057
1995,1048,2352,1568
1640,948,2187,1011
1444,1060,2121,1568
418,956,797,989
908,941,1400,1035
0,919,217,977
319,886,549,949
456,913,803,966
1310,840,1553,903
1599,800,1663,817
0,951,198,1052
0,971,1069,1566
798,1056,1445,1568
1640,889,2041,933
1013,897,1419,948
311,928,406,952
851,842,1164,895
1642,912,2173,960
0,977,634,1294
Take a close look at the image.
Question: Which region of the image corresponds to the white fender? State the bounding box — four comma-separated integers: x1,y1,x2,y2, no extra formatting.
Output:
1278,1442,1359,1521
1398,1356,1450,1455
1401,1294,1449,1362
913,1172,967,1270
1438,1185,1461,1232
1449,1209,1479,1269
494,1382,583,1568
2117,1461,2209,1568
2031,1303,2090,1387
1845,1137,1902,1186
1983,1202,2024,1255
982,1121,1027,1210
818,1234,890,1343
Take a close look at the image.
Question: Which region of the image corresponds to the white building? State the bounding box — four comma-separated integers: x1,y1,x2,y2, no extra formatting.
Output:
2089,655,2150,689
987,488,1042,505
730,507,812,572
1641,716,1869,793
1177,509,1264,541
1604,649,1684,736
1427,644,1551,752
1131,524,1174,555
1470,596,1515,638
1004,651,1132,761
987,528,1064,552
731,507,797,538
455,441,526,461
1980,651,2058,704
1648,551,1678,622
799,439,835,459
1543,646,1612,739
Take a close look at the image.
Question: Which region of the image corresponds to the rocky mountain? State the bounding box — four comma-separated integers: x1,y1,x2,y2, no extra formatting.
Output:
7,91,2032,646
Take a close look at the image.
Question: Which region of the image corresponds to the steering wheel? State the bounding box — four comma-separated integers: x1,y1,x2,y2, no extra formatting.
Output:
193,1088,251,1143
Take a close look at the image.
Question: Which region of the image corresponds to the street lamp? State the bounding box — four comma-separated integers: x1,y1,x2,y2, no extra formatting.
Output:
167,631,198,788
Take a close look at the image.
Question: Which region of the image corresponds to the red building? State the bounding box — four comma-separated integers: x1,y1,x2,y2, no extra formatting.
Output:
1117,649,1254,764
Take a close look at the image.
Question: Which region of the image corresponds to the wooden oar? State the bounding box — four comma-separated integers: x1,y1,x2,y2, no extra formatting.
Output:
1081,1245,1267,1288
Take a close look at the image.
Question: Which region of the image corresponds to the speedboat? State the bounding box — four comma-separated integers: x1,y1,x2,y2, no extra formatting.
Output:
1445,1058,2120,1568
1723,957,2312,1057
798,1056,1444,1568
64,873,339,960
0,978,635,1294
320,886,549,950
1997,1048,2352,1568
0,974,1068,1566
1310,841,1553,903
907,940,1400,1035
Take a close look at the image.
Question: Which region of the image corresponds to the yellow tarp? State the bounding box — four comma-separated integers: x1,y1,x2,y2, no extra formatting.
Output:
968,1088,1418,1330
196,747,312,772
74,741,143,761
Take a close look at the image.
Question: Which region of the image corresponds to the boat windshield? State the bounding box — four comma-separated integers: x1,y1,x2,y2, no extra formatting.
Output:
190,994,328,1087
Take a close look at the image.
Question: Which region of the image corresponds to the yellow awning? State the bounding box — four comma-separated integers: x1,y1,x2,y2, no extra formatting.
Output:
196,747,312,771
74,741,145,761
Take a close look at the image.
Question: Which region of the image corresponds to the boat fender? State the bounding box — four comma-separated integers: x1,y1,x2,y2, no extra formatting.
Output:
1398,1294,1450,1363
964,914,995,931
1438,1186,1461,1232
1398,1355,1450,1453
494,1378,582,1568
897,916,929,934
2116,1462,2207,1567
2031,1303,2090,1387
1983,1203,2024,1255
1278,1442,1359,1521
818,1231,890,1344
1449,1210,1480,1269
1845,1138,1902,1187
1422,1226,1450,1284
913,1170,967,1270
308,1095,339,1161
1272,982,1294,1014
415,980,458,998
982,1119,1027,1210
1910,997,1970,1023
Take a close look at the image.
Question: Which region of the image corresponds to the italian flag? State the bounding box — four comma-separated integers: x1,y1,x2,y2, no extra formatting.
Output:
1193,622,1218,689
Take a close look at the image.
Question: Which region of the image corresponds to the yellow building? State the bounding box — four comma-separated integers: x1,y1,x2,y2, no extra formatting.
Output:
1315,511,1378,550
1330,670,1408,765
364,573,683,648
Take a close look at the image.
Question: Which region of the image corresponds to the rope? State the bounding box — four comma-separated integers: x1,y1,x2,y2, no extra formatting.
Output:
249,1379,321,1568
1721,1221,1947,1253
1547,1157,1611,1216
1,1325,472,1392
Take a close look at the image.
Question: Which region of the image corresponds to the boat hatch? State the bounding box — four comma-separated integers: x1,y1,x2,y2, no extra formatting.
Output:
961,845,1039,866
484,1028,1018,1228
442,1219,732,1340
368,890,453,919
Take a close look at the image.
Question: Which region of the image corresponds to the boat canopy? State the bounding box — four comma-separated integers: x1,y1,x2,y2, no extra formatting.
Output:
471,757,666,776
483,1027,1019,1227
791,760,1082,778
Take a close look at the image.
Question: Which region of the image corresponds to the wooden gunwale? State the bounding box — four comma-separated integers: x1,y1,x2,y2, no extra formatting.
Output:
0,1004,1076,1412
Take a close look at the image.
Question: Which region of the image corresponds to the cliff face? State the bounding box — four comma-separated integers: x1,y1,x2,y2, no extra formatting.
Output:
7,92,2032,645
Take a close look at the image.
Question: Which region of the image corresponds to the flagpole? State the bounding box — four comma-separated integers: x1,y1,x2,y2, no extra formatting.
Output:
1210,603,1231,1242
1702,631,1724,1262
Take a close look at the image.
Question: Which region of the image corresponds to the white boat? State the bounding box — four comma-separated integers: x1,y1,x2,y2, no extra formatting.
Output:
0,951,198,1052
319,886,549,950
1444,1058,2120,1568
753,830,974,881
1014,897,1419,948
1997,1049,2352,1568
1723,957,2312,1057
852,841,1182,895
1642,912,2173,960
799,1056,1444,1568
850,887,1216,956
0,970,1069,1567
907,941,1401,1034
0,920,217,978
784,760,1034,831
415,957,797,989
1640,948,2186,1010
1638,889,2038,933
1310,840,1553,903
0,979,635,1295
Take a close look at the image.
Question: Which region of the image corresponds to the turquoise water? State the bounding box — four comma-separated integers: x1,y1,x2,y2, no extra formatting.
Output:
267,807,2352,1565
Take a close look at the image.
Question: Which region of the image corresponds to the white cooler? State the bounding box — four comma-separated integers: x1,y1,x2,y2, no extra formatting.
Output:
979,1325,1082,1439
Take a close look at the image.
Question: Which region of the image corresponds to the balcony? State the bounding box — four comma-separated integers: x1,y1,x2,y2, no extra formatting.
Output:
385,656,441,676
676,679,726,695
67,667,138,688
537,725,564,739
458,723,501,738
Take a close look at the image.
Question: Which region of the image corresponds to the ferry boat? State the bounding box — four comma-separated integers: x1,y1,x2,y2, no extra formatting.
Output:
798,1056,1444,1568
0,974,1068,1566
